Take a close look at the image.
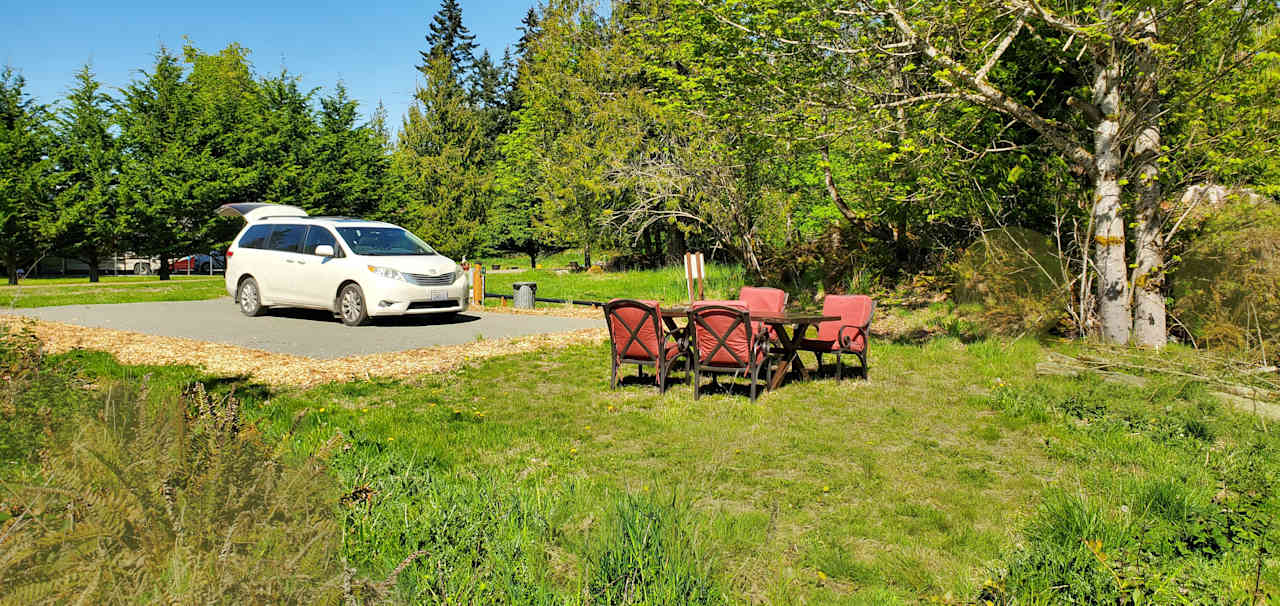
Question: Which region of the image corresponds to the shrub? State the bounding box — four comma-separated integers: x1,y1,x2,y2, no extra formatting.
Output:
1171,197,1280,361
0,383,383,604
951,227,1071,337
0,323,92,469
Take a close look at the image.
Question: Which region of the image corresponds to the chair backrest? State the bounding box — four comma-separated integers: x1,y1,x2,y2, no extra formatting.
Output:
690,301,753,367
817,295,875,347
738,286,788,316
604,299,664,361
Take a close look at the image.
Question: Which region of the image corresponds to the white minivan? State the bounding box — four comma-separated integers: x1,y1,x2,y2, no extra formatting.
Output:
220,204,469,326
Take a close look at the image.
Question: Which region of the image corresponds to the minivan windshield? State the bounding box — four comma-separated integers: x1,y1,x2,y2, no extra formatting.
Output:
336,227,437,256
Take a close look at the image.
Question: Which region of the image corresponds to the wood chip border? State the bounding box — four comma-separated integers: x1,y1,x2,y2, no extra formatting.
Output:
1,314,606,388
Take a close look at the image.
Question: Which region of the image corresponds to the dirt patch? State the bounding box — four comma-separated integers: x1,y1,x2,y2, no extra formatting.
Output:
1,314,606,388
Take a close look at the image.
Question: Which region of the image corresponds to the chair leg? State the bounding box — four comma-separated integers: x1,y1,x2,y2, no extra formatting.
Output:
836,352,843,381
693,367,701,400
860,353,869,380
610,358,619,389
749,364,759,402
815,352,823,376
637,364,644,380
658,363,668,394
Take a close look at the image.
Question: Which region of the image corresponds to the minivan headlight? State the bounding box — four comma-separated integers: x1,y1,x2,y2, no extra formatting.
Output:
367,266,405,282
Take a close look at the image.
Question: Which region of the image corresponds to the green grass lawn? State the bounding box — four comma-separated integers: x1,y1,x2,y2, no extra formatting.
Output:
42,336,1279,604
482,263,748,306
1,275,227,308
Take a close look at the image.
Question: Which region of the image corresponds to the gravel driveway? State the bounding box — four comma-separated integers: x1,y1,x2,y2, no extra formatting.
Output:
15,299,602,359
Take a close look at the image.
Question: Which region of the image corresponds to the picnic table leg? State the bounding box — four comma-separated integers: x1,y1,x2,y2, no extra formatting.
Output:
767,322,816,391
768,326,796,390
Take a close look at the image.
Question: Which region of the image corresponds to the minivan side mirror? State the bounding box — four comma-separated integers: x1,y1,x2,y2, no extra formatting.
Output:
314,245,335,257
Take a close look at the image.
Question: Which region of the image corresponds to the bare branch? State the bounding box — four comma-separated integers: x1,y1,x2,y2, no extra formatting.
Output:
884,2,1096,173
977,8,1029,81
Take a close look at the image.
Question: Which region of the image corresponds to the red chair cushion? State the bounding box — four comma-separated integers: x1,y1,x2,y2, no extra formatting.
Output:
739,286,787,339
812,295,872,353
691,301,752,367
607,299,664,361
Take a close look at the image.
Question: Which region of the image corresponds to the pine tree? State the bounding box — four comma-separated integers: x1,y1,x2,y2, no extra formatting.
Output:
419,0,478,78
392,53,489,258
47,64,121,282
516,6,541,59
117,47,202,280
303,83,391,218
0,67,51,284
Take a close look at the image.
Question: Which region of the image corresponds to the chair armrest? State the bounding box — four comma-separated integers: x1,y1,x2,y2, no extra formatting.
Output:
837,324,868,351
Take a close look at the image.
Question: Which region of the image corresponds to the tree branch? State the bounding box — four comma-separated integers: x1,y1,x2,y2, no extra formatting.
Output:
885,2,1096,174
977,8,1029,81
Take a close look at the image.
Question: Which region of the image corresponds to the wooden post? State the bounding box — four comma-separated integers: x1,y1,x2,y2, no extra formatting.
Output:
683,252,706,304
471,264,484,305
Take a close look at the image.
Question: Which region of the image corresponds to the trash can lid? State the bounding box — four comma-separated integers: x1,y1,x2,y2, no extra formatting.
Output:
513,282,537,288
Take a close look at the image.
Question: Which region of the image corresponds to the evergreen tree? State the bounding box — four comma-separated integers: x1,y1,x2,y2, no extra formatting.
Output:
516,6,541,59
117,47,203,280
419,0,478,78
392,53,489,258
251,71,317,209
47,64,121,282
304,83,391,218
0,67,51,285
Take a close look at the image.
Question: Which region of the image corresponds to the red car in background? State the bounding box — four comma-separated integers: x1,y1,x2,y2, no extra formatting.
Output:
171,252,227,274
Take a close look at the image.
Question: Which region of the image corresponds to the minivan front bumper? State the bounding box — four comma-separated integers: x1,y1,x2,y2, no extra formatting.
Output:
363,278,470,317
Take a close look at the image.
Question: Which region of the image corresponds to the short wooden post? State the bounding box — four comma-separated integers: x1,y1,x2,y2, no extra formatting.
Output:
471,264,484,305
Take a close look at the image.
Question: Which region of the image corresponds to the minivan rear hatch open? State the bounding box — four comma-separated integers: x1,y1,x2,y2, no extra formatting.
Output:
216,203,308,222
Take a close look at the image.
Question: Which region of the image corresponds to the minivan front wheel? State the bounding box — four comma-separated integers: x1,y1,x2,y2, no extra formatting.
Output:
339,283,369,326
237,278,266,317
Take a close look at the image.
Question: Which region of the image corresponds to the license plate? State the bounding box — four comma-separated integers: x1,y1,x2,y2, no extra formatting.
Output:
430,289,447,302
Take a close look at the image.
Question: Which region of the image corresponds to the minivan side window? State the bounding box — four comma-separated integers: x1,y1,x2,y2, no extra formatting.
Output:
302,226,342,257
266,224,307,253
238,224,273,249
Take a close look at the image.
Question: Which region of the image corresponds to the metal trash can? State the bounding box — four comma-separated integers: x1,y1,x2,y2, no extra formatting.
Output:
513,282,537,309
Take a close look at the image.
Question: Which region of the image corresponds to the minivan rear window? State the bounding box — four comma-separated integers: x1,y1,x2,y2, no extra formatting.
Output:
266,224,307,253
238,224,273,249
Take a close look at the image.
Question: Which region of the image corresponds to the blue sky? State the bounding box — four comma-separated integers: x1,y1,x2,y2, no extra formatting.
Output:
2,0,536,130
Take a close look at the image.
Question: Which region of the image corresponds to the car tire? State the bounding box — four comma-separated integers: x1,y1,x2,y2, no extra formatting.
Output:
198,262,210,274
338,283,369,326
237,277,266,317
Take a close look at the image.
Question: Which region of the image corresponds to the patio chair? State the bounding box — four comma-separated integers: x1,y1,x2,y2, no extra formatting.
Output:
738,286,788,339
604,299,689,393
688,301,773,402
797,295,876,380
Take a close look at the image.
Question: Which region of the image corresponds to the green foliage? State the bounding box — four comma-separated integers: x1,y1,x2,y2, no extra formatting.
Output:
391,53,491,259
45,64,122,281
983,375,1280,603
952,227,1072,337
0,67,51,285
0,381,384,604
587,495,725,605
0,323,91,470
1171,198,1280,361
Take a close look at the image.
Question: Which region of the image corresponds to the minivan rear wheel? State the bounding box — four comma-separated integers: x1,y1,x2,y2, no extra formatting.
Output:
237,278,266,317
339,283,369,326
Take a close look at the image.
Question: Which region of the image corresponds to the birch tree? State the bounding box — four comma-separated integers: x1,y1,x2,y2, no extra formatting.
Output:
661,0,1274,345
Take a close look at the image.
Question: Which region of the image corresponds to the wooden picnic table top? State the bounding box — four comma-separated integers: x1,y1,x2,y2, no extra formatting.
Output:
660,306,838,324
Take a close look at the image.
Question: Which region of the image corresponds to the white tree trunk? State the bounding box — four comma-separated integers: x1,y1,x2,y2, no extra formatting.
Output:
1131,14,1166,348
1092,63,1131,344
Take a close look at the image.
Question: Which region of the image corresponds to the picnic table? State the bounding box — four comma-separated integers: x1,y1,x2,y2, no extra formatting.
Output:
661,306,839,390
